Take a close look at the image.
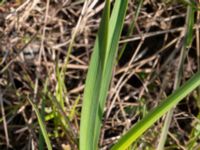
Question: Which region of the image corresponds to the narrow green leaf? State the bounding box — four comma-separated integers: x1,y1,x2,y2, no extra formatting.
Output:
185,5,195,46
69,95,80,121
39,79,49,150
157,5,195,150
48,94,76,144
117,0,143,61
80,0,128,149
112,71,200,150
93,0,128,148
80,1,110,149
28,98,52,150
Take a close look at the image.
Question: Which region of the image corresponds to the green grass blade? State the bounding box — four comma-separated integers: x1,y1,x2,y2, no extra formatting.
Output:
39,79,49,150
117,0,143,61
93,0,128,147
48,94,77,144
28,98,52,150
157,5,195,150
185,6,195,47
79,0,110,149
80,0,128,149
111,71,200,150
69,95,80,121
56,62,65,109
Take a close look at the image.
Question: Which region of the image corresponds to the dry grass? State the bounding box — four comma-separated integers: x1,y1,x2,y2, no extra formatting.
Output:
0,0,199,149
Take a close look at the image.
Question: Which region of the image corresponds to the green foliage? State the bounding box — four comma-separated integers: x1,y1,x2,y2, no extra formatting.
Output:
111,72,200,150
79,0,128,149
28,98,52,150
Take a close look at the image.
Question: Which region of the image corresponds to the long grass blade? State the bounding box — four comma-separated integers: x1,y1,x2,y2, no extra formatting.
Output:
80,1,110,149
157,5,195,150
117,0,143,61
111,71,200,150
80,0,128,149
39,79,49,150
93,0,128,147
28,98,52,150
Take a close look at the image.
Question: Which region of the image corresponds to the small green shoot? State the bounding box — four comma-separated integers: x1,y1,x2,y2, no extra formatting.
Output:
27,98,52,150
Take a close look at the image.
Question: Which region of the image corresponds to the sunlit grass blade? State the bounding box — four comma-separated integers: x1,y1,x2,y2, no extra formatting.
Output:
80,0,128,149
111,71,200,150
69,95,80,121
27,98,52,150
93,0,128,147
56,63,65,109
79,0,110,149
